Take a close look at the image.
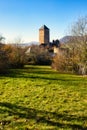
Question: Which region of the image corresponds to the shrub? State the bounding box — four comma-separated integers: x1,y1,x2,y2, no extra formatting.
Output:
0,44,27,72
0,44,9,73
27,45,52,65
7,45,27,68
52,51,70,72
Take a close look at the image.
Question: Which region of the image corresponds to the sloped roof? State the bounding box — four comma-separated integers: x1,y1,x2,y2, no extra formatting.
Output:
39,25,49,30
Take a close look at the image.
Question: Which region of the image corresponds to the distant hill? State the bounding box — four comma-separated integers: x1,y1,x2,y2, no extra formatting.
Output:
9,41,39,47
60,36,72,44
20,41,39,47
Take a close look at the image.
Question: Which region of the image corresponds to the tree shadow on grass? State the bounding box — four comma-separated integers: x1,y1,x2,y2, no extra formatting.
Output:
0,67,84,82
0,66,86,88
0,102,87,130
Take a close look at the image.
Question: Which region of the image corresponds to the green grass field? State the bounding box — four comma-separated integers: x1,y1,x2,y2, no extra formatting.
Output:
0,65,87,130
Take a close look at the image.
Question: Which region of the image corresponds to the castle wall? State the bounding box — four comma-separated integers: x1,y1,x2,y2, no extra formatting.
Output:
44,29,49,43
39,29,44,44
39,26,50,44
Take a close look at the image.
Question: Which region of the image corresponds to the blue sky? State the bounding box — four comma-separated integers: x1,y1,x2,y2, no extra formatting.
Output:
0,0,87,43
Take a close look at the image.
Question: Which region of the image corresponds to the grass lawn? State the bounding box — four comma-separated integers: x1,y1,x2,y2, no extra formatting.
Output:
0,65,87,130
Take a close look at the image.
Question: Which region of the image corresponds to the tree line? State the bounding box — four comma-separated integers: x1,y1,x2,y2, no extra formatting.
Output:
0,42,52,74
0,16,87,75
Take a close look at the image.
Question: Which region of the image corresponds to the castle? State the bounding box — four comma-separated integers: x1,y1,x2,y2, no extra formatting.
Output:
39,25,60,54
26,25,60,55
39,25,50,44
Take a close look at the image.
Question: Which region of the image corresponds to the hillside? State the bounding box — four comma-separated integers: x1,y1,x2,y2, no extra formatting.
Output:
59,36,73,44
0,65,87,130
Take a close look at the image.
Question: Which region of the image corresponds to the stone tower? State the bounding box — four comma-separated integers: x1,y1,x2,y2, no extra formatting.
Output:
39,25,50,44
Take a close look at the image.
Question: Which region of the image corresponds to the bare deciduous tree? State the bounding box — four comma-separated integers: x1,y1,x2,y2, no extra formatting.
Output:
52,16,87,75
70,16,87,74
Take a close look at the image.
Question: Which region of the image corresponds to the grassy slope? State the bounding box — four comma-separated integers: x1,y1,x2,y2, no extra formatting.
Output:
0,65,87,130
